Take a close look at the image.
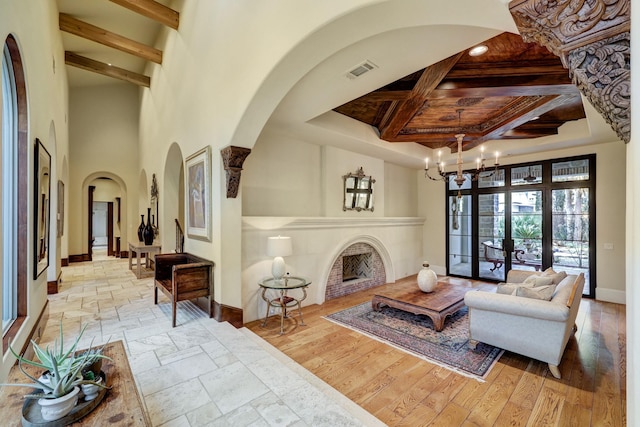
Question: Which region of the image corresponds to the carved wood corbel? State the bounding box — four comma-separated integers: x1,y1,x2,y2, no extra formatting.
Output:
509,0,630,143
220,146,251,198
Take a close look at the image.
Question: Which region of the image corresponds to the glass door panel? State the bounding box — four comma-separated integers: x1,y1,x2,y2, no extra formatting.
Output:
552,188,591,295
448,194,472,277
478,193,505,281
511,190,543,272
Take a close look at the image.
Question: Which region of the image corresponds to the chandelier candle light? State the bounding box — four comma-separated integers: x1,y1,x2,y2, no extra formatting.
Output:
267,236,293,281
424,111,500,192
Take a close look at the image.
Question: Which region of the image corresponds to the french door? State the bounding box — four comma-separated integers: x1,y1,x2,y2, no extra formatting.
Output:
446,155,595,296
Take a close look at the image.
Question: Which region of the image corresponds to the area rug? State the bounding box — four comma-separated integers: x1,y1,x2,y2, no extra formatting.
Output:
324,303,503,381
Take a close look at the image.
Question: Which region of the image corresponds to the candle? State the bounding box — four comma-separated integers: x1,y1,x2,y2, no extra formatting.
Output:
480,146,485,160
476,158,480,170
437,150,442,163
495,151,499,165
425,158,429,170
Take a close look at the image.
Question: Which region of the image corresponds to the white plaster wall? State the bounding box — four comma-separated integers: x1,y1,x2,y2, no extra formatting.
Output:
385,163,418,216
421,140,627,302
241,217,424,323
68,85,139,256
242,132,323,217
0,0,69,381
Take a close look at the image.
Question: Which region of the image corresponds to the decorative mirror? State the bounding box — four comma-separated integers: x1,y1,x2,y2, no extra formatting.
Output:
343,167,375,212
34,138,51,279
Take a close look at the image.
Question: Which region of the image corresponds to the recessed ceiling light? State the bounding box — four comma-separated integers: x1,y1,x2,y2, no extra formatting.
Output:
469,45,488,57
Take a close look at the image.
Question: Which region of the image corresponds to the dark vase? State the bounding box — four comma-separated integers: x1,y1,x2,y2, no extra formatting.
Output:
143,208,154,245
137,215,145,242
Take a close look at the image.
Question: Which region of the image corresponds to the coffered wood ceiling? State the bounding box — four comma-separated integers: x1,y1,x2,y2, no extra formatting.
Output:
334,32,587,152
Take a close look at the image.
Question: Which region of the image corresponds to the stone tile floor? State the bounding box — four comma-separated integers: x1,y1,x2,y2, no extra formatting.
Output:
40,250,383,426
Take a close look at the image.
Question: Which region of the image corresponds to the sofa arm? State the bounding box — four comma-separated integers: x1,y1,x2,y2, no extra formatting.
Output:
465,291,569,322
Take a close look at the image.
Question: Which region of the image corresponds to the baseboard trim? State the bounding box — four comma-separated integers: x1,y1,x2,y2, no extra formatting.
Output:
595,288,625,304
47,270,62,294
61,258,69,267
69,254,91,263
213,301,243,328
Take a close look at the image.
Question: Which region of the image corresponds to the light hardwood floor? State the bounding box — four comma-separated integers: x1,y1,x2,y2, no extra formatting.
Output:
246,275,626,427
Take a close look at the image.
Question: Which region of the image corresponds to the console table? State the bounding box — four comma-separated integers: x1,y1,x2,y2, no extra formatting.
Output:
128,242,161,278
0,340,150,426
259,276,310,335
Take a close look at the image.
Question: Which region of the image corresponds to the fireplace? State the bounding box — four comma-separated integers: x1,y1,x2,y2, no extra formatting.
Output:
342,253,372,282
325,242,385,300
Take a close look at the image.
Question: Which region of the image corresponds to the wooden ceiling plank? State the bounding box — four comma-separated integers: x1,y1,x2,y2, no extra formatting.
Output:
479,94,574,142
59,13,162,64
65,51,150,87
431,83,577,98
108,0,179,30
380,52,464,140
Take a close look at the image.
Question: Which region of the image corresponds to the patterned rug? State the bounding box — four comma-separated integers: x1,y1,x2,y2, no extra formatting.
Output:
325,302,503,381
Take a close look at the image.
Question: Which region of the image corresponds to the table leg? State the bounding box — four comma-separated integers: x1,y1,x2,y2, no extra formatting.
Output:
136,251,142,278
128,250,133,271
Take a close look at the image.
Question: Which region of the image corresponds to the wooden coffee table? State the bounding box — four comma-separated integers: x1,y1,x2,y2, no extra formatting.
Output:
371,279,473,332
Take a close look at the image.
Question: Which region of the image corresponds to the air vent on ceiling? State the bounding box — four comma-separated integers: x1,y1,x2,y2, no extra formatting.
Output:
345,60,377,79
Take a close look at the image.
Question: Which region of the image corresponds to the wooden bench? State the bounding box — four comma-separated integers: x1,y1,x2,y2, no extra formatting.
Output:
154,253,214,327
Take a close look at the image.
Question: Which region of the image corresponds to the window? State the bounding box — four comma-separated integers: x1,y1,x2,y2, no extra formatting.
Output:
2,40,17,334
2,35,28,351
446,155,596,297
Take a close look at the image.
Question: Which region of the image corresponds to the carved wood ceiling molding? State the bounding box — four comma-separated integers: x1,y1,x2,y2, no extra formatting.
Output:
221,146,251,199
509,0,630,143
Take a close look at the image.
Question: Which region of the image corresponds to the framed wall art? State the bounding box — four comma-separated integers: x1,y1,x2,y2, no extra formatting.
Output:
185,146,211,241
34,138,51,279
57,180,64,237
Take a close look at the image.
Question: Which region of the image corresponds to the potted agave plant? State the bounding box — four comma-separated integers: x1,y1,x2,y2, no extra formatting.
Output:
2,324,110,422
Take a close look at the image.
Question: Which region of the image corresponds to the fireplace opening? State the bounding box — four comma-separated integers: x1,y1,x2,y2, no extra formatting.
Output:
342,253,372,282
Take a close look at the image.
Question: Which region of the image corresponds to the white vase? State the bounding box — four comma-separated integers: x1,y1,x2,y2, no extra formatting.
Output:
38,386,80,421
81,377,103,401
417,262,438,293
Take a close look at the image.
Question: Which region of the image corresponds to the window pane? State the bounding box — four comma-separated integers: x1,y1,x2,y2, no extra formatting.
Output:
478,169,505,188
448,195,472,277
511,165,542,186
552,188,590,294
552,159,589,182
478,193,505,281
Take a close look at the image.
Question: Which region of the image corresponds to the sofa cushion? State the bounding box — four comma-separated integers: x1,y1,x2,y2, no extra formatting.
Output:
550,275,578,304
541,269,567,285
497,283,520,295
516,284,556,300
522,275,554,287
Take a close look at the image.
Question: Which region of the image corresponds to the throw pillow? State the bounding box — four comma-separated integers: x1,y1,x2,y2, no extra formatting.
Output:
522,275,554,287
497,283,520,295
516,284,556,301
546,271,567,285
542,267,557,275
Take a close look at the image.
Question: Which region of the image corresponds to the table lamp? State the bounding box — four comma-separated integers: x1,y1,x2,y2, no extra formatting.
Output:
267,236,292,280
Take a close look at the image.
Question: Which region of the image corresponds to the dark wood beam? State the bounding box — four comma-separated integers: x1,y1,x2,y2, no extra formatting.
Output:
108,0,179,30
60,13,162,64
65,51,151,87
478,94,575,143
379,53,464,140
430,83,577,98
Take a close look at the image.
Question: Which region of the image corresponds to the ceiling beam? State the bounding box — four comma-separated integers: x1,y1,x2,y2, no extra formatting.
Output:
60,13,162,64
65,51,151,87
379,52,463,140
108,0,179,30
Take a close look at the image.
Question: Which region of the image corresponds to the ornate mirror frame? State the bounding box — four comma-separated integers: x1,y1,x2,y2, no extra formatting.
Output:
343,167,375,212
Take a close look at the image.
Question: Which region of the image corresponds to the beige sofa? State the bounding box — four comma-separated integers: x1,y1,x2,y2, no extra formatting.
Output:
464,269,585,379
